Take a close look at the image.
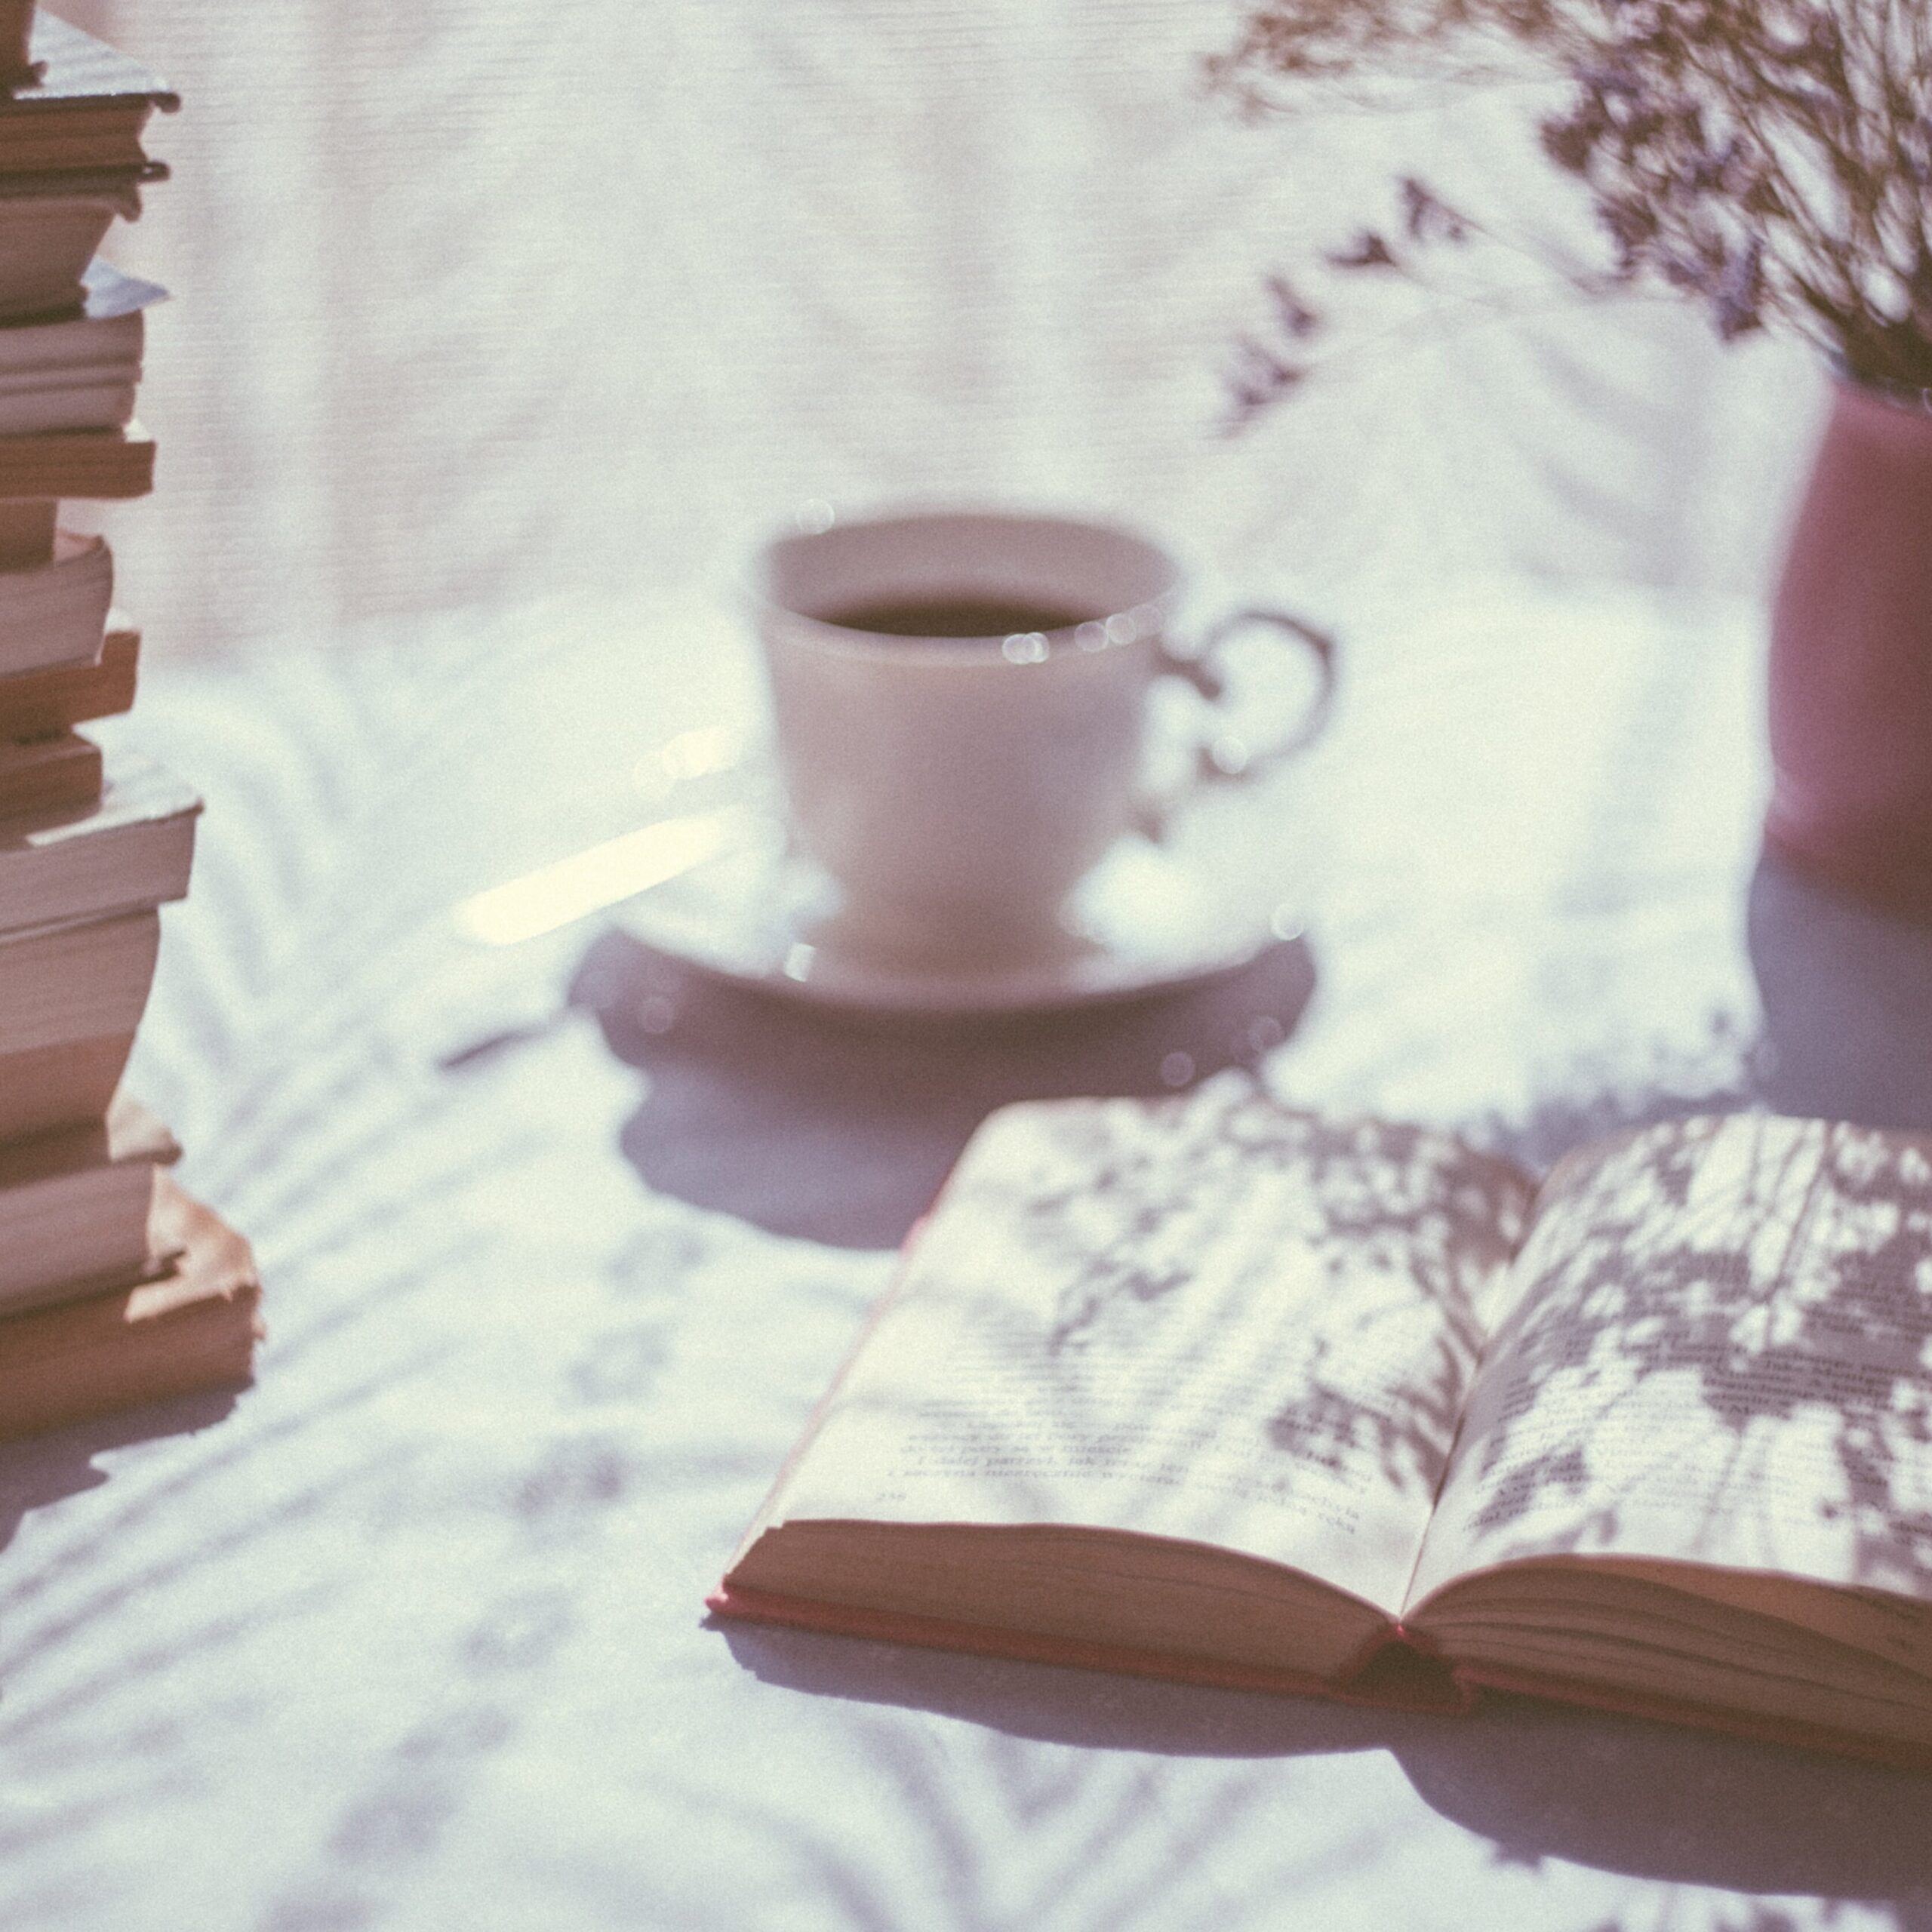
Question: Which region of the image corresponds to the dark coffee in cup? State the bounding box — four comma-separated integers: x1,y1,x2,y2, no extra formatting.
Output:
753,507,1336,968
819,595,1098,639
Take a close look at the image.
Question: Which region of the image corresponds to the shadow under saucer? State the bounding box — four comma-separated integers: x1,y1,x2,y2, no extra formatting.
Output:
570,925,1317,1249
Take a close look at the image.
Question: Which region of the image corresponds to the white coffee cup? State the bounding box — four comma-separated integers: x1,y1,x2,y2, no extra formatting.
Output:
752,507,1335,968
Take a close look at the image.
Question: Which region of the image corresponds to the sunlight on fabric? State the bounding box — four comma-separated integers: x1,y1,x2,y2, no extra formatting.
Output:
454,808,757,946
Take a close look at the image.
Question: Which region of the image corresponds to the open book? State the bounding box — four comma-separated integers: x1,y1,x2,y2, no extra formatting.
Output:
713,1090,1932,1769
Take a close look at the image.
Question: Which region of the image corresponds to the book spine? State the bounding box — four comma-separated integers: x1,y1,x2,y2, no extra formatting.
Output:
1334,1621,1472,1713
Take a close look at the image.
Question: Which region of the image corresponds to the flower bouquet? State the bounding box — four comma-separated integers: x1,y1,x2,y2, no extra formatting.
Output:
1214,0,1932,915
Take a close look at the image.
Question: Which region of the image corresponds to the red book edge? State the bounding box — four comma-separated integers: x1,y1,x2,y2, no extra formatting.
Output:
706,1581,1475,1714
1454,1659,1932,1776
709,1581,1932,1771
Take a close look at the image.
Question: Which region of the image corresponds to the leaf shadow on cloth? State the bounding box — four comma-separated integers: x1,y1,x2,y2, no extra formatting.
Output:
700,851,1932,1901
0,1387,242,1552
723,1620,1932,1900
570,928,1318,1251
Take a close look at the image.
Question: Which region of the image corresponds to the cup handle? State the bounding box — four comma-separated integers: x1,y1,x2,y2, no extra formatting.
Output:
1142,608,1338,838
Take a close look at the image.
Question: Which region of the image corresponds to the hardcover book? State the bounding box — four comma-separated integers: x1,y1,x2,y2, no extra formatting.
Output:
0,0,30,87
0,420,153,498
0,902,157,1140
0,257,160,434
0,494,51,563
0,175,148,323
0,746,197,937
0,728,100,814
0,1089,178,1313
715,1089,1932,1770
0,528,110,674
0,14,177,177
0,1169,262,1442
0,614,137,735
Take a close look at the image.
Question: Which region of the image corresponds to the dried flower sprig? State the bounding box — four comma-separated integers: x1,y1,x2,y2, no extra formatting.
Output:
1211,0,1932,423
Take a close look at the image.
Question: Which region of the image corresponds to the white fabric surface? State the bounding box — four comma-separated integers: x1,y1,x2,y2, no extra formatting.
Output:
55,0,1826,666
0,583,1925,1930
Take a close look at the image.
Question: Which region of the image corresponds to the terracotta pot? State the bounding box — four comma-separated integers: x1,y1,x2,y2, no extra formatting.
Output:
1765,375,1932,918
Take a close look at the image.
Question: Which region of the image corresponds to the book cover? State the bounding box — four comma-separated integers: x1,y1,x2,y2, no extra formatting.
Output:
0,0,31,88
0,1171,262,1444
0,1090,180,1315
0,261,158,434
0,15,177,178
0,728,100,814
0,494,51,564
0,189,128,324
0,528,111,674
0,745,197,937
0,164,152,205
0,901,155,1140
0,616,136,736
0,420,154,499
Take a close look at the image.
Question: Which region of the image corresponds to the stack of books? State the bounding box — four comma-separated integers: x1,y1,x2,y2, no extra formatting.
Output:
0,6,260,1444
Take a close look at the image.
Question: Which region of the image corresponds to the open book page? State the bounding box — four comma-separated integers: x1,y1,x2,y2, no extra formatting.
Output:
762,1086,1534,1619
1409,1113,1932,1612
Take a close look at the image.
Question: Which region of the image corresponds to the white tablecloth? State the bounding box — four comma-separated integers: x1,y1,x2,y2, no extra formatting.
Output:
5,581,1929,1932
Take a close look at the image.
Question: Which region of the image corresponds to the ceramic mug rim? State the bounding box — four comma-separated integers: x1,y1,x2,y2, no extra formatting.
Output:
749,506,1184,665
